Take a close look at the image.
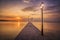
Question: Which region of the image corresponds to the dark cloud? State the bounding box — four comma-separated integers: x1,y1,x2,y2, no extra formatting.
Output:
46,0,60,4
22,6,37,11
0,0,22,5
44,0,60,14
46,5,60,13
0,0,60,13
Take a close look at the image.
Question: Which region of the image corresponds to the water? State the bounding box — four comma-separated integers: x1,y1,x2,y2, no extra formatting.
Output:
32,22,60,40
0,21,60,40
0,21,28,40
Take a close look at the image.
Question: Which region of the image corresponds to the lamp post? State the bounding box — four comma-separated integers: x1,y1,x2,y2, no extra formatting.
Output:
28,15,30,22
28,14,33,22
40,2,44,36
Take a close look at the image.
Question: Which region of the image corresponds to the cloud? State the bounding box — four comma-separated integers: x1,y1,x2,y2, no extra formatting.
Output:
46,0,60,12
22,6,37,12
45,4,60,14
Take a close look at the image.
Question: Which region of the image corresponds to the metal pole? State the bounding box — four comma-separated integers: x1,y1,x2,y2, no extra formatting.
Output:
41,7,43,36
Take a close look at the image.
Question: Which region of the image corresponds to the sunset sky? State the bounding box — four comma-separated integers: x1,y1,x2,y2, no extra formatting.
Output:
0,0,60,21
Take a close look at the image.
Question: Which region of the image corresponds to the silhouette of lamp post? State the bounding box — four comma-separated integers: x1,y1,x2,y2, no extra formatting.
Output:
40,2,44,36
28,15,30,22
28,14,33,22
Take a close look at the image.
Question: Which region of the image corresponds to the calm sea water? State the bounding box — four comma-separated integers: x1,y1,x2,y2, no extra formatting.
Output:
0,21,60,40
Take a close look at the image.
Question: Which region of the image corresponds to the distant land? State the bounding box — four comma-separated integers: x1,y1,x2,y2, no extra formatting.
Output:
0,16,60,23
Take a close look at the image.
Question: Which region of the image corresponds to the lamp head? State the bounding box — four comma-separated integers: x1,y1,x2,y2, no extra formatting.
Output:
40,2,44,8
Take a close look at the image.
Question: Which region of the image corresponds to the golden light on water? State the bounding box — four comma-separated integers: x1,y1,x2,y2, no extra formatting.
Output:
16,17,21,27
17,22,20,27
